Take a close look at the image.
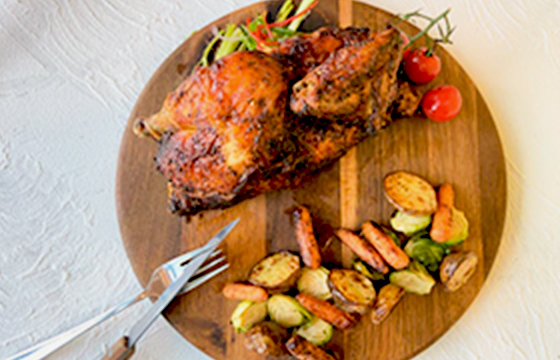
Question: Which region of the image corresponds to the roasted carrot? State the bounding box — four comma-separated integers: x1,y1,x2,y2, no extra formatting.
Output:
296,293,356,330
430,183,455,242
362,221,410,270
335,229,389,274
286,335,337,360
293,206,322,269
222,283,269,302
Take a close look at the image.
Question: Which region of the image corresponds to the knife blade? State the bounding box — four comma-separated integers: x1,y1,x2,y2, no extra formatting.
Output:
102,218,239,360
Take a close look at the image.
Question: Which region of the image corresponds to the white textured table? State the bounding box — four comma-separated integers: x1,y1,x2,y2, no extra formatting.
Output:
1,0,559,359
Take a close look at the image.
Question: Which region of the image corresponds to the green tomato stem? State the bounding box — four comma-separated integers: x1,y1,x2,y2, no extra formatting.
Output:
404,8,451,50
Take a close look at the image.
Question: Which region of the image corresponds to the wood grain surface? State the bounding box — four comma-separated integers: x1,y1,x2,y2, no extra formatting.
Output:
115,1,506,359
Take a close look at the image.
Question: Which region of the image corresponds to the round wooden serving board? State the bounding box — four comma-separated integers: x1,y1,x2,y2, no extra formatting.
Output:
116,1,506,359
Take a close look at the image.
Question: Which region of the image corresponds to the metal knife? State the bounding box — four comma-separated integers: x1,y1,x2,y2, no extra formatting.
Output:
101,218,239,360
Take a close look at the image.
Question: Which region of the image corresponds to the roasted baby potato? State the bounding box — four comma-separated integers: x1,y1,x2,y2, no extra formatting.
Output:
230,300,268,333
222,283,268,302
296,293,356,330
297,267,332,301
293,206,322,269
244,321,289,356
362,221,410,270
335,229,388,274
248,251,301,293
383,171,437,215
440,251,478,292
286,335,337,360
371,284,405,324
328,269,376,314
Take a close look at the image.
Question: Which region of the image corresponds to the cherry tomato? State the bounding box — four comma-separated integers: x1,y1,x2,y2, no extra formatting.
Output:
403,47,441,85
421,85,462,122
400,32,411,58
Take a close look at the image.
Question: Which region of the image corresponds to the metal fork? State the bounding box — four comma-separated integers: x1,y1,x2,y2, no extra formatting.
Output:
7,247,229,360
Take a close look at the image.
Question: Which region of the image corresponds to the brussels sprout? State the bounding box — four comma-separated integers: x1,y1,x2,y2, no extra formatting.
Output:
404,231,448,272
390,211,432,236
231,300,268,333
352,260,385,281
441,208,469,246
267,295,312,328
390,260,436,295
297,267,332,301
296,316,334,346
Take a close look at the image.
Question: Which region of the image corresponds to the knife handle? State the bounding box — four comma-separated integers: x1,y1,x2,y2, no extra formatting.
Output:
101,337,135,360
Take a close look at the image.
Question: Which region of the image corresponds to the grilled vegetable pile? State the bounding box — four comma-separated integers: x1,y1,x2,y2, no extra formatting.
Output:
222,170,477,359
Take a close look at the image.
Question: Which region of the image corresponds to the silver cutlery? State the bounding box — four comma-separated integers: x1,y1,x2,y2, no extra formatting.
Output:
7,219,238,360
101,219,238,360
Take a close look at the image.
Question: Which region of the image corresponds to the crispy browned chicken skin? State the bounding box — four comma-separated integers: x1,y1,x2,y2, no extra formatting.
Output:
267,27,373,78
136,28,417,216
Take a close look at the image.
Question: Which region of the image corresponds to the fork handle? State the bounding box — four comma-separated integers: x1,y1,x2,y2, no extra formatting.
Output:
5,292,146,360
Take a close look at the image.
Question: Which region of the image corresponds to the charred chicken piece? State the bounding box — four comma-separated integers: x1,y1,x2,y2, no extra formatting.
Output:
137,28,404,217
267,27,373,78
144,51,290,206
389,80,423,118
290,28,403,129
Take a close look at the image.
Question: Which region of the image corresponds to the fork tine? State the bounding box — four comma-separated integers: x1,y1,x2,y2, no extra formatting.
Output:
181,263,230,294
168,248,222,268
195,256,227,275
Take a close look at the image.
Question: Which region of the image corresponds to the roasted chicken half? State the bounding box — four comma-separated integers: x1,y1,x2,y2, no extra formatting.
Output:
135,27,420,216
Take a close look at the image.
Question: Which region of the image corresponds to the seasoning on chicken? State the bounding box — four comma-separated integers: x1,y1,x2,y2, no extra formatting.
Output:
267,27,373,78
136,28,408,217
290,28,402,130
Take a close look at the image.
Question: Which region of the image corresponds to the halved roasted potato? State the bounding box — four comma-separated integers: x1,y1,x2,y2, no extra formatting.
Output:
371,284,405,324
244,321,289,356
328,269,376,314
248,251,301,293
440,251,478,292
286,335,337,360
383,171,437,215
